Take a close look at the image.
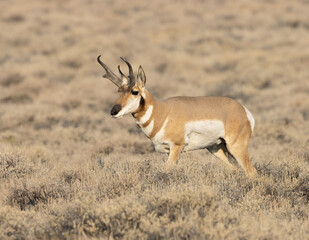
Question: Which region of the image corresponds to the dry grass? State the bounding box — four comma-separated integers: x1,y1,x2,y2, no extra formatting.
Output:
0,0,309,239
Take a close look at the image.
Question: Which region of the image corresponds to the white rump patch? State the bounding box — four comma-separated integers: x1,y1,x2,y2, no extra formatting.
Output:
184,120,225,151
136,105,153,125
242,105,255,134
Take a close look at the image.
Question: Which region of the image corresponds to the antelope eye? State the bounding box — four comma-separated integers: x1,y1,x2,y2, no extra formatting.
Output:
131,90,139,95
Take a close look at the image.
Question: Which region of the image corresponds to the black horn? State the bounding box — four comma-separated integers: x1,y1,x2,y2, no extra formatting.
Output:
118,65,129,85
120,57,135,86
118,65,125,78
97,55,123,87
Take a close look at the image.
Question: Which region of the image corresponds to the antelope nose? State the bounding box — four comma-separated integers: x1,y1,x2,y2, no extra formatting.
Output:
111,104,121,116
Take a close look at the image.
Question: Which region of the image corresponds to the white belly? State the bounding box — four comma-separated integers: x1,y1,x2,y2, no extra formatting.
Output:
183,120,225,151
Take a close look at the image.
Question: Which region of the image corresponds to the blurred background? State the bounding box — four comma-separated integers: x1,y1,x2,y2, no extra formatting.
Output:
0,0,309,238
1,0,308,160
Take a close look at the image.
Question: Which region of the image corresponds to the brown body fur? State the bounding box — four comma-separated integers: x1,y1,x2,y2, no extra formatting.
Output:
134,90,257,177
98,57,257,177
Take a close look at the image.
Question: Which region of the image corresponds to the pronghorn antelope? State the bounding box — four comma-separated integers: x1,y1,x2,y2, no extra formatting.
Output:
97,56,257,177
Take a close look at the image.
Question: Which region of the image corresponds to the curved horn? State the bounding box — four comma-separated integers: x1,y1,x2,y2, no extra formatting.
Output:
118,65,129,85
97,55,122,87
120,57,135,86
118,65,125,78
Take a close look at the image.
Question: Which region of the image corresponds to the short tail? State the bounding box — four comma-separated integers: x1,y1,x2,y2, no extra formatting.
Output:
242,105,255,134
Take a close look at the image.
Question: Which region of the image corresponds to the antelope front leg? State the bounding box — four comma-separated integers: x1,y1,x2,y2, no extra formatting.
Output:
165,145,183,170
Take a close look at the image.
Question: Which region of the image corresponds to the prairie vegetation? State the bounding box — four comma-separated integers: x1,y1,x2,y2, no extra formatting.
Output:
0,0,308,239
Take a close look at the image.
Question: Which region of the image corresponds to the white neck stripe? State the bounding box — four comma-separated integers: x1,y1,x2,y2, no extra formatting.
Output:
136,105,153,125
141,120,154,136
152,117,168,140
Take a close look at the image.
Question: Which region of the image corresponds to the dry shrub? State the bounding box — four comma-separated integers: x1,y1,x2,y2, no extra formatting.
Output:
0,73,24,87
3,14,25,23
0,147,308,239
1,0,309,239
1,94,33,104
0,207,36,240
62,99,81,111
295,175,309,203
41,189,215,239
8,184,67,210
0,151,35,180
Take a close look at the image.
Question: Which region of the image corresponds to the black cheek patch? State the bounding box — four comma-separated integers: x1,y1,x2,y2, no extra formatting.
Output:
132,96,145,118
140,96,145,107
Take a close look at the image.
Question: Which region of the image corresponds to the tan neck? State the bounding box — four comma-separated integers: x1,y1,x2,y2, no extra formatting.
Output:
133,89,156,120
133,89,169,139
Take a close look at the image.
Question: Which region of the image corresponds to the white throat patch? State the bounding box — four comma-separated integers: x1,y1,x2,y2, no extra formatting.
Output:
136,105,153,125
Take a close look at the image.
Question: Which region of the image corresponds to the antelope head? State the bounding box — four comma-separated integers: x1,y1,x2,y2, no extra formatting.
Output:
97,56,146,118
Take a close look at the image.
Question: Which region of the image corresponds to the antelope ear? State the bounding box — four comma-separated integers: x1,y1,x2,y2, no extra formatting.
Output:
137,65,146,87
